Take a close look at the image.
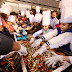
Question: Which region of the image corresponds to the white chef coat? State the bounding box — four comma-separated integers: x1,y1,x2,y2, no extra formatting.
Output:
49,35,72,64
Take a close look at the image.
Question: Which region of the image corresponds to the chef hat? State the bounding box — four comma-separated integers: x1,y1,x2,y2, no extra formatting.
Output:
8,15,15,23
33,19,40,23
36,6,40,13
34,13,42,23
29,14,34,23
21,10,25,16
42,10,51,26
60,0,72,23
26,10,30,18
0,4,12,15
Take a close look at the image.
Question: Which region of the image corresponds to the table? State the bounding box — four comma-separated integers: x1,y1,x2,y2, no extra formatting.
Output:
18,40,71,72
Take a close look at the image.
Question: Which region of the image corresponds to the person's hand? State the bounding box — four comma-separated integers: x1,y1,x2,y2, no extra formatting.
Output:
22,29,27,35
45,55,63,67
54,17,59,25
13,26,20,33
14,32,21,36
31,39,42,48
18,26,22,30
18,45,28,56
30,37,35,43
16,29,20,33
32,43,47,57
63,61,70,67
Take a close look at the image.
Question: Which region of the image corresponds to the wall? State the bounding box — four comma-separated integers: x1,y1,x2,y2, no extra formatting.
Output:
5,1,31,13
21,0,59,8
6,0,60,13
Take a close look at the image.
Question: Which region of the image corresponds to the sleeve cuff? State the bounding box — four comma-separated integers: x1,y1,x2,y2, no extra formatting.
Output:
49,45,54,49
49,44,59,49
41,36,45,42
45,41,50,46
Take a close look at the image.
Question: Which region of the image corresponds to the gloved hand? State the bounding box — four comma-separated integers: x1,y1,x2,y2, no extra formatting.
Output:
14,32,21,36
13,26,19,33
18,44,28,56
22,29,27,35
32,43,47,57
45,55,63,67
18,26,22,30
54,17,59,25
30,37,35,43
63,61,70,67
16,28,20,33
31,39,42,48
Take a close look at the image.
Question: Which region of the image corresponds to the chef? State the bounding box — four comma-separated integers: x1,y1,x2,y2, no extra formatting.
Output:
34,6,42,23
30,10,53,43
44,35,72,67
50,10,59,29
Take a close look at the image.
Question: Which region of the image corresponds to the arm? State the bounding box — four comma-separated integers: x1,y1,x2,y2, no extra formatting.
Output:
54,17,60,28
45,32,72,46
0,33,27,55
31,29,58,48
42,29,58,41
33,29,43,37
30,29,43,43
49,35,72,49
46,35,72,50
46,36,72,64
32,34,72,57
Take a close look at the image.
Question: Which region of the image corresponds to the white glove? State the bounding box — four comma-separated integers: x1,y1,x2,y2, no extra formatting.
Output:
14,32,21,36
18,26,22,30
31,39,42,48
13,25,20,33
45,55,63,67
32,43,47,57
16,29,20,33
22,29,27,35
18,44,28,56
63,61,71,67
30,38,35,43
54,17,59,25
